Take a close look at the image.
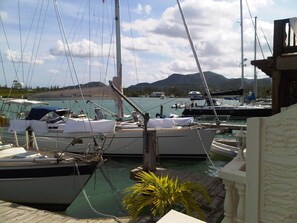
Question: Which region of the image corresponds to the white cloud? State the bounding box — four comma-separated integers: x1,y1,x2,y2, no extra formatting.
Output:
119,0,276,87
134,4,152,15
5,49,44,64
50,39,103,58
49,69,61,74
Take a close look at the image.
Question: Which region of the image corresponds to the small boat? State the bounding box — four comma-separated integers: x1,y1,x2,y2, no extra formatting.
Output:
0,141,102,211
188,91,204,100
149,92,165,98
171,102,186,109
210,138,238,159
182,98,272,120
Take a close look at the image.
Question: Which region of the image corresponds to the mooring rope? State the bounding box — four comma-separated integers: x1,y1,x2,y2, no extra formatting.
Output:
74,161,123,223
195,128,218,170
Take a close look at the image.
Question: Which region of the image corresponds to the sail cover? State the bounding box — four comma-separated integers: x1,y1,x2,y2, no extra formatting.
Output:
147,117,194,128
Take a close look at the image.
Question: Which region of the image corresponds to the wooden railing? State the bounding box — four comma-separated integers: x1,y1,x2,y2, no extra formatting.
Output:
274,18,297,56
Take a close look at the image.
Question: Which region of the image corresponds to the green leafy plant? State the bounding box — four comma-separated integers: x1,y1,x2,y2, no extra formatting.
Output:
122,171,211,222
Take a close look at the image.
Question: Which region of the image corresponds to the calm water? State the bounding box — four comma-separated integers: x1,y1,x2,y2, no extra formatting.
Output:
2,97,231,218
65,157,228,218
47,97,190,120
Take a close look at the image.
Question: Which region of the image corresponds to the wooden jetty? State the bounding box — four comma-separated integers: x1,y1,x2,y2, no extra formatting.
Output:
131,167,225,223
200,122,246,134
155,170,225,223
0,200,130,223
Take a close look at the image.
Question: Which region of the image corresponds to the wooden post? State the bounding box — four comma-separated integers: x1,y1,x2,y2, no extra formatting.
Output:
143,129,157,172
272,70,281,115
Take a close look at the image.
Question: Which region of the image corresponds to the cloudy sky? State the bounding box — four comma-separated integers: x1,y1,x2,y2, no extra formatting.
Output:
0,0,296,88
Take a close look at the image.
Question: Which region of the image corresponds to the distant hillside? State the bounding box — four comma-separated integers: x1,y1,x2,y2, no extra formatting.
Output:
125,71,272,97
29,71,272,99
64,81,106,89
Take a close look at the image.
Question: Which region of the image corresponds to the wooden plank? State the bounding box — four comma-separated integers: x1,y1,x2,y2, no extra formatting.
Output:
155,170,225,223
0,200,130,223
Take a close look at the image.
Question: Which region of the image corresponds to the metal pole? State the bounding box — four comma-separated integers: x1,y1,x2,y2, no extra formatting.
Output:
176,0,220,124
115,0,124,119
240,0,244,90
253,17,258,97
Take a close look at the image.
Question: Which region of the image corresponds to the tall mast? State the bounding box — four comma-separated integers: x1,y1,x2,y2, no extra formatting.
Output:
253,16,258,97
115,0,124,118
240,0,244,90
177,0,220,124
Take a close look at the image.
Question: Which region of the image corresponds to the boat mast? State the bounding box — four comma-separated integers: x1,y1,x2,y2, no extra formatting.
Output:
240,0,244,90
253,16,258,97
176,0,220,124
115,0,124,119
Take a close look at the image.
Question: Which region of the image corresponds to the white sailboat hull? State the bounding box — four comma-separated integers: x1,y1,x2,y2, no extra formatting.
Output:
2,126,216,159
0,145,100,211
0,173,91,210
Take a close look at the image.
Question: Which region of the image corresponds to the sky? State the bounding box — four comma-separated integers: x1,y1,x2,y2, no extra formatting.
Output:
0,0,297,88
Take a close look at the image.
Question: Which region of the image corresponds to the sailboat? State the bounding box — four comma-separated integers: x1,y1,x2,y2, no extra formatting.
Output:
0,128,102,211
181,0,272,120
1,0,216,159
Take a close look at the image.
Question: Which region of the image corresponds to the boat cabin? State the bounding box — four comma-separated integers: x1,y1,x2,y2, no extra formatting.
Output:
188,91,204,100
26,106,70,121
252,18,297,115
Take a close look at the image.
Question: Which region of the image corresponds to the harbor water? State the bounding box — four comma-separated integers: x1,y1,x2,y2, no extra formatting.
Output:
52,97,230,218
66,157,228,218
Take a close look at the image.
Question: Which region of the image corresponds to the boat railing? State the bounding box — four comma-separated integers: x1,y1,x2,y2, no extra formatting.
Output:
274,18,297,56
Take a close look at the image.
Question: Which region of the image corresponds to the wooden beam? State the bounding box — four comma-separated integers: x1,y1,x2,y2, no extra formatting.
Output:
276,55,297,70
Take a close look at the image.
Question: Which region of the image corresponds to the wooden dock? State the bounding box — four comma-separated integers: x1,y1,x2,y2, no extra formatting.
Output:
155,170,225,223
0,200,130,223
131,167,226,223
200,122,246,134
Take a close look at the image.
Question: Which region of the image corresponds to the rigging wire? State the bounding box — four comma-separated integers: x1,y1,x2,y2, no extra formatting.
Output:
244,0,272,58
17,0,24,84
98,164,127,213
53,0,96,135
74,161,123,223
0,51,7,86
126,0,140,89
27,0,50,89
0,14,20,93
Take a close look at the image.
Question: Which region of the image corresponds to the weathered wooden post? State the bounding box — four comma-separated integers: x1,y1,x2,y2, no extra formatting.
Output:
142,113,156,172
109,81,157,177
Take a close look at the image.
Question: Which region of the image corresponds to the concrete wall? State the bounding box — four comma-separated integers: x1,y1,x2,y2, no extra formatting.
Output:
246,104,297,222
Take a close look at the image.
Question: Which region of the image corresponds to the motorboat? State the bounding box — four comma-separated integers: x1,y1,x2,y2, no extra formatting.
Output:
182,98,272,120
0,142,102,211
188,91,204,100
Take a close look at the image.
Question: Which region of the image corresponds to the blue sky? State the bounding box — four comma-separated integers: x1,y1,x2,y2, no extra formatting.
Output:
1,0,297,88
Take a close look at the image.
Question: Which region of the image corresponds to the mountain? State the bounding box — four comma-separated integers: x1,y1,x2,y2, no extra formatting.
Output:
125,71,272,97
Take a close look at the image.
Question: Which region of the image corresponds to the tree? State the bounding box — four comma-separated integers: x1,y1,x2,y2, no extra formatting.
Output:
122,171,211,222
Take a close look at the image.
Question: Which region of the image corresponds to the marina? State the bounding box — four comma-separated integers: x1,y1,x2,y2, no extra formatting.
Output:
1,0,297,221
